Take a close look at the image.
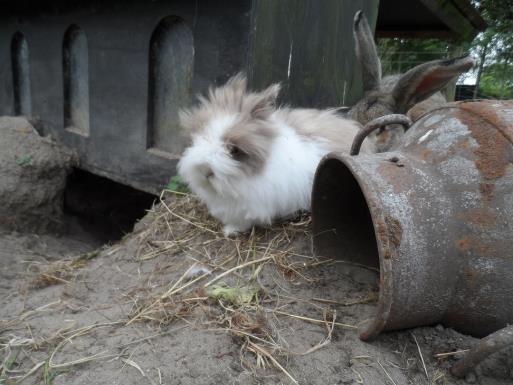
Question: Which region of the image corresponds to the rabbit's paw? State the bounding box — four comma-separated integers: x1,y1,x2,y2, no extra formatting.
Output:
223,224,242,237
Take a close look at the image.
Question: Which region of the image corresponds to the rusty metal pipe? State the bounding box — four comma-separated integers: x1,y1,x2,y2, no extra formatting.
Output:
312,100,513,349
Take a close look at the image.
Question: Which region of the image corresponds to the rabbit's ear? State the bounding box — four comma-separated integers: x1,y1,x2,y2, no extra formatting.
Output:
247,83,281,119
392,55,475,113
225,73,248,92
353,10,381,92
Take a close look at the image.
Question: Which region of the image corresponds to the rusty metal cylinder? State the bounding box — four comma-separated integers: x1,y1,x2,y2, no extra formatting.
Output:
312,100,513,341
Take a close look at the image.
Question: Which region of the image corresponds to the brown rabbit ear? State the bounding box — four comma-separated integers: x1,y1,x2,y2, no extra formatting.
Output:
205,73,248,112
245,83,281,119
353,10,382,93
392,55,475,113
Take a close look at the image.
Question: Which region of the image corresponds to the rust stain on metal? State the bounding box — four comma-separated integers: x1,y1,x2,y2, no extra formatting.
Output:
376,220,392,259
457,209,496,227
420,149,432,161
455,103,513,182
375,215,402,259
457,137,471,150
456,237,471,250
473,133,511,180
385,215,402,248
447,137,472,157
479,183,495,201
417,136,469,164
459,100,513,144
456,237,495,255
377,162,409,194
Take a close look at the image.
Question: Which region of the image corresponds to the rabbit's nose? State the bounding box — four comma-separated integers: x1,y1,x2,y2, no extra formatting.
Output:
198,164,214,179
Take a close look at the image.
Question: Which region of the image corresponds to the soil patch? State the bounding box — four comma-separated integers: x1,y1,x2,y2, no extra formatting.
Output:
1,192,512,385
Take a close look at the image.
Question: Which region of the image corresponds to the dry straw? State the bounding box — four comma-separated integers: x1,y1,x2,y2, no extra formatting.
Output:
124,190,364,381
1,189,377,383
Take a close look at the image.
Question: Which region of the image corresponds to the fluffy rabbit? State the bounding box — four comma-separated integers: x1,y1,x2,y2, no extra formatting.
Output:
178,74,371,235
349,10,475,152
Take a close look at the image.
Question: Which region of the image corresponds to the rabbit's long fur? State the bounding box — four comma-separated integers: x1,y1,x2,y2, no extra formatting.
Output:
178,74,370,235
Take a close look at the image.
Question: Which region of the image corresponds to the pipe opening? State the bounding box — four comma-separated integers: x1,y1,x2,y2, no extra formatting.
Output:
312,158,379,269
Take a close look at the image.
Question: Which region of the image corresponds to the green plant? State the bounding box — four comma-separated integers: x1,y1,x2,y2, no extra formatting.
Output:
207,283,259,306
166,175,190,194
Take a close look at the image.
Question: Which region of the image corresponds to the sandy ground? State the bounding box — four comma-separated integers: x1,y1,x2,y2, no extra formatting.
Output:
1,198,512,385
0,117,512,385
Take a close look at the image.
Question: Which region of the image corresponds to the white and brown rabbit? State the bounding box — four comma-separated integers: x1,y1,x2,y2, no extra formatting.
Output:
349,10,475,152
178,74,371,235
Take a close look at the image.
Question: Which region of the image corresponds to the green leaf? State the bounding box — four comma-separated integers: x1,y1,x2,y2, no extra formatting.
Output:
207,283,259,306
166,175,190,193
43,360,60,385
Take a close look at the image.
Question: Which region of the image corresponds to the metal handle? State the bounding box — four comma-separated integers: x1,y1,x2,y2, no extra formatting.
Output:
350,114,412,155
451,325,513,378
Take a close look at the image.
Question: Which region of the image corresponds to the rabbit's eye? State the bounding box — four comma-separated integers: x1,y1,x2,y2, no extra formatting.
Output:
227,144,244,160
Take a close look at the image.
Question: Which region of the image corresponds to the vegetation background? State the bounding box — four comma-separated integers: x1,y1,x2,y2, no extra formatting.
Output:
377,0,513,99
